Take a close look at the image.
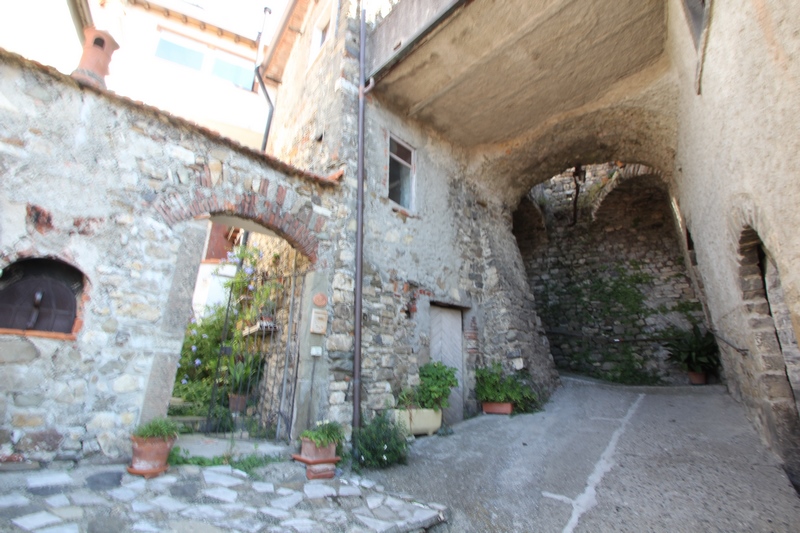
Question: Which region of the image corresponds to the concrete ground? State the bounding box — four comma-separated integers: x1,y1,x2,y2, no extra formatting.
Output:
1,376,799,532
370,375,800,533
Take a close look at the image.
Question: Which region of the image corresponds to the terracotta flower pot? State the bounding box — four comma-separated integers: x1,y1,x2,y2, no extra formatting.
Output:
229,393,248,413
688,371,707,385
299,437,336,461
482,401,513,415
127,435,175,478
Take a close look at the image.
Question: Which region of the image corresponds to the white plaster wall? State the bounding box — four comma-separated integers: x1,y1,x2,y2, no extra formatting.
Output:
667,0,800,345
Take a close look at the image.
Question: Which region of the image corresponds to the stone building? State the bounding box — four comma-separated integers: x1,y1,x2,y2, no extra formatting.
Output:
1,0,799,488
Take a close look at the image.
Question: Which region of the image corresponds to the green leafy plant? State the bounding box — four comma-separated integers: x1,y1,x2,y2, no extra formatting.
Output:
415,362,458,410
133,417,179,440
354,412,407,469
475,363,540,413
666,324,720,373
300,420,345,448
226,353,261,391
396,362,458,411
168,446,283,477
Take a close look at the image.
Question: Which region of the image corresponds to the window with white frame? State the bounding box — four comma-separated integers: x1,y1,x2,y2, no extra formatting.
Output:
155,30,255,91
309,1,332,64
388,136,415,210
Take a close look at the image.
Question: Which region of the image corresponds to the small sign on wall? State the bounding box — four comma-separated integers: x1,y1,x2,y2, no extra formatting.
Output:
310,309,328,334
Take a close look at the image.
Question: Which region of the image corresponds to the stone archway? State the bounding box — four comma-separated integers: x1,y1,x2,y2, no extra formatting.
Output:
514,162,705,384
736,226,800,486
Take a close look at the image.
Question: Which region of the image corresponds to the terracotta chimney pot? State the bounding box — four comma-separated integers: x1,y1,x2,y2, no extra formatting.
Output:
71,27,119,89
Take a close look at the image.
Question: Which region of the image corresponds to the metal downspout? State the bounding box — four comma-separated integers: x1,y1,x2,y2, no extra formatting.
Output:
255,65,275,152
353,8,367,446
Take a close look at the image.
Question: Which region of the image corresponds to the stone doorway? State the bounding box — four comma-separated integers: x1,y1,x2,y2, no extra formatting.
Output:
736,227,800,486
430,305,464,425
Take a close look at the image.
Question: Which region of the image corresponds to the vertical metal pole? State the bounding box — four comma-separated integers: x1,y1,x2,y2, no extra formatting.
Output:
353,8,367,446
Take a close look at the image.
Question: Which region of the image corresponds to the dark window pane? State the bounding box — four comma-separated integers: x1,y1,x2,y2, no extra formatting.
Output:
390,138,412,164
389,158,412,208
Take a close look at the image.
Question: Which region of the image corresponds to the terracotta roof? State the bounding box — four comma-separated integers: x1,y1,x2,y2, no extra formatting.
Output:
259,0,313,84
0,47,342,186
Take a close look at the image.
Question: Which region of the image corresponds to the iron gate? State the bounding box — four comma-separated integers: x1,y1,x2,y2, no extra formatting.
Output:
203,261,309,442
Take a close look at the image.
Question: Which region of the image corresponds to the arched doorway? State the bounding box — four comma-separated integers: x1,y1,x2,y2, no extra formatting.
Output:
736,227,800,487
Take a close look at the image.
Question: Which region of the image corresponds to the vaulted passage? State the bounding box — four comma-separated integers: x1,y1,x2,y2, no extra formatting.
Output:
514,163,708,384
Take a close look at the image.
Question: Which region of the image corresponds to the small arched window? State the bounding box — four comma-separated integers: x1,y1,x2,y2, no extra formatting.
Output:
0,258,84,335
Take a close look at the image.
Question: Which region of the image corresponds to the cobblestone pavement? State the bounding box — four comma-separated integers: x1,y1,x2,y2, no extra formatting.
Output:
0,460,446,533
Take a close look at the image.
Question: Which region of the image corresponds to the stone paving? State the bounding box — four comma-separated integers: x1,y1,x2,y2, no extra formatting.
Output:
0,460,447,533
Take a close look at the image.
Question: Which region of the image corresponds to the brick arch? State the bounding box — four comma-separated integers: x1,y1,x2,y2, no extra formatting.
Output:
151,187,328,263
735,224,800,487
588,163,664,220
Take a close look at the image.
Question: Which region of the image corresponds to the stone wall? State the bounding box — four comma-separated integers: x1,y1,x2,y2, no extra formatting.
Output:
268,0,560,424
515,164,705,384
0,49,338,462
665,0,800,483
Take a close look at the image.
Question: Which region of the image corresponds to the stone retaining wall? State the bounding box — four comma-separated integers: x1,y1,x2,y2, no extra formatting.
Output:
515,165,705,384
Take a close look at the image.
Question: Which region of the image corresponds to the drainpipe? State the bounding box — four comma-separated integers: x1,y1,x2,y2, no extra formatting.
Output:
352,9,368,445
255,65,275,152
255,6,275,152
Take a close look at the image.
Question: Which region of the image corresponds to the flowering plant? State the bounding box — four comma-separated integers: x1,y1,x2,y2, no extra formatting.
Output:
300,420,345,448
221,246,283,325
354,412,407,468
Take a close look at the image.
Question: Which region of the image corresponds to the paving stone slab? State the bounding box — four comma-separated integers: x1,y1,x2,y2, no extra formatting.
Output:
151,495,189,512
44,494,70,508
339,485,362,497
354,514,398,533
69,490,110,505
0,492,30,508
401,507,441,530
27,472,74,489
251,482,275,493
108,486,138,501
36,524,81,533
167,519,228,533
303,483,336,499
203,471,244,487
180,504,226,520
85,471,122,490
280,517,321,533
170,481,200,499
276,487,297,496
224,516,266,532
270,492,303,510
87,515,128,533
132,521,161,532
259,506,291,519
122,478,148,491
51,506,84,520
366,494,384,509
131,501,156,513
11,510,62,531
202,486,238,503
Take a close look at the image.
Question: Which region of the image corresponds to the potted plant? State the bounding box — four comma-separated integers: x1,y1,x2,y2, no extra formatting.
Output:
392,361,458,436
666,324,720,385
292,420,345,479
226,353,260,413
127,417,179,478
475,362,539,414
